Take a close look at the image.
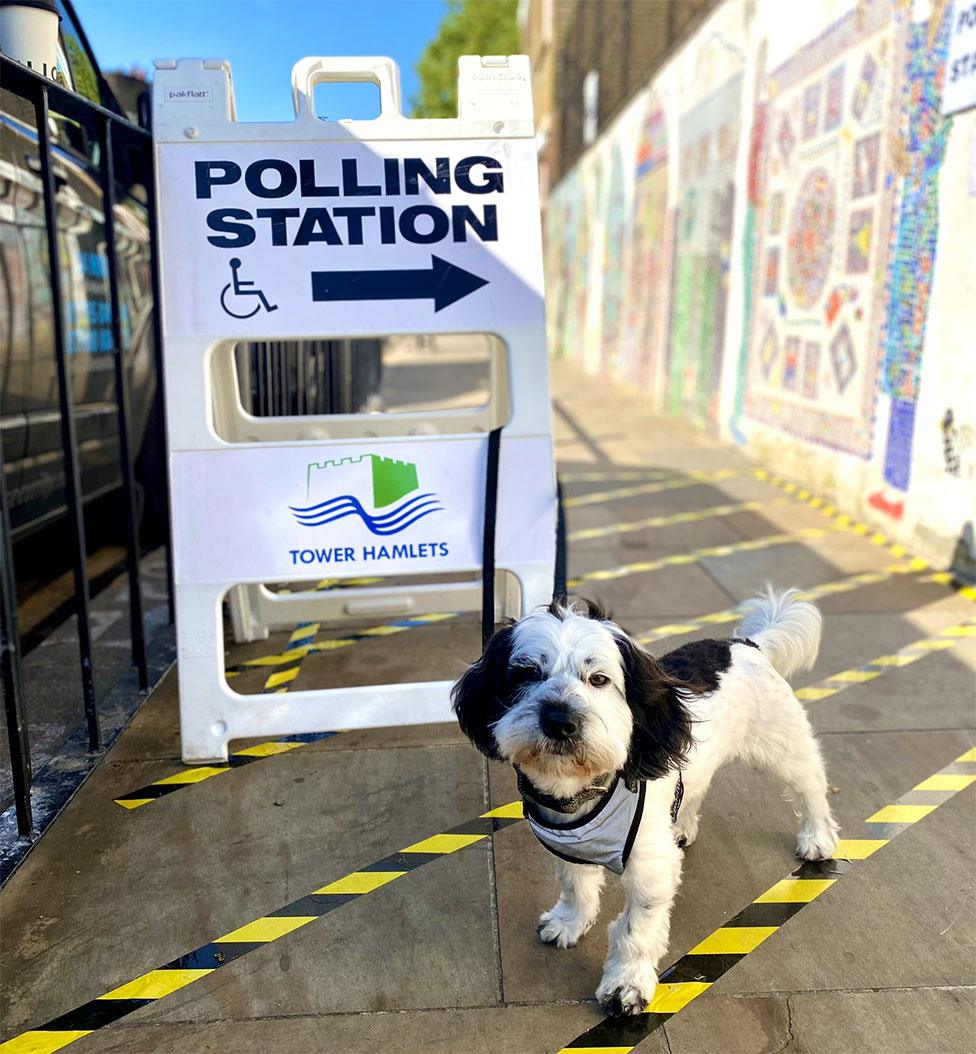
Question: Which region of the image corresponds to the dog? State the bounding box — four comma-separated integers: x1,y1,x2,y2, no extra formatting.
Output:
451,589,839,1016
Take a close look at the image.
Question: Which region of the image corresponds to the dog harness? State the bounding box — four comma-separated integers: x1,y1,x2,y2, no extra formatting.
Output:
522,772,684,875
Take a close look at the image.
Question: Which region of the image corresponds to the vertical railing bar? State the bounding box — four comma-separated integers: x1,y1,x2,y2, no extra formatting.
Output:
97,115,149,689
144,138,176,624
0,445,33,837
34,85,100,751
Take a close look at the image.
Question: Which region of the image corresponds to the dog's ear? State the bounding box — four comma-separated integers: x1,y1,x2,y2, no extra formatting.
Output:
615,633,695,783
451,625,516,759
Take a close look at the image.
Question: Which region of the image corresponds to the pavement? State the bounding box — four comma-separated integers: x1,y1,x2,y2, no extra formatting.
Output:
1,358,974,1054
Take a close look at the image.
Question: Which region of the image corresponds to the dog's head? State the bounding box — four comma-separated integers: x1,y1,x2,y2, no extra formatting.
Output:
451,599,695,798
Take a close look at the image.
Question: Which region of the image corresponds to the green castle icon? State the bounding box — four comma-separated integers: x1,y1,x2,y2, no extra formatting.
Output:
305,454,419,508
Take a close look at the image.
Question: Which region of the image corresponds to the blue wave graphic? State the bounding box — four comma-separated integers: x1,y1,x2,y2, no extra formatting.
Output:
290,492,443,535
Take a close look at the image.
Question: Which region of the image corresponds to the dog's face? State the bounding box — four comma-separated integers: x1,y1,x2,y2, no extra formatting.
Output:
452,601,694,798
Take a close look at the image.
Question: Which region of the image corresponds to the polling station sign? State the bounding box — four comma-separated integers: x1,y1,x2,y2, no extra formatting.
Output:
157,140,546,335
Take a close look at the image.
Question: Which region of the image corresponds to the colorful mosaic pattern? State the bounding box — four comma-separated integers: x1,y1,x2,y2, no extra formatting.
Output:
880,15,953,491
744,0,903,456
623,99,670,393
787,168,836,309
667,72,743,430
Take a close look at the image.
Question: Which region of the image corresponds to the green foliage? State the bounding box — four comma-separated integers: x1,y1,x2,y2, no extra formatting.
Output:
412,0,520,118
63,34,100,104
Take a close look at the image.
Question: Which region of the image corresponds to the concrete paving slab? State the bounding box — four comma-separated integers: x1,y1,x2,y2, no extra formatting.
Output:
576,563,738,623
715,786,975,996
0,736,488,1036
698,538,867,602
663,986,976,1054
76,1002,669,1054
143,843,499,1022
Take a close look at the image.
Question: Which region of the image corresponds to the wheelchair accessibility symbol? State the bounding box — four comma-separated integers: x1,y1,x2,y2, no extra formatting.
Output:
220,258,278,319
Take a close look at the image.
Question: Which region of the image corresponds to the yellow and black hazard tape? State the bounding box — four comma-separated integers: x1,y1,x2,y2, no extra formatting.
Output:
0,800,526,1054
568,527,836,587
795,615,976,702
568,498,791,542
555,745,976,1053
750,469,976,592
563,469,739,509
113,732,338,810
636,562,934,645
224,611,458,677
14,740,976,1054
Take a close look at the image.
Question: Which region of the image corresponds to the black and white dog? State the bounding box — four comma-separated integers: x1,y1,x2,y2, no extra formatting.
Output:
451,589,839,1016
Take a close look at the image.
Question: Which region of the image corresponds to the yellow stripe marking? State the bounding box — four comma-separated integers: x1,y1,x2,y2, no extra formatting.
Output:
870,654,916,667
754,878,835,903
828,669,882,683
233,741,302,758
795,687,839,701
955,748,976,763
867,804,937,824
264,667,300,689
555,1047,631,1054
481,801,524,819
941,624,976,637
289,622,319,640
312,639,356,652
911,639,956,651
314,871,405,895
401,833,485,854
914,773,976,791
834,838,888,859
99,968,213,1000
646,980,711,1013
0,1032,94,1053
113,798,153,810
688,926,778,955
214,915,317,942
153,766,227,785
641,624,699,640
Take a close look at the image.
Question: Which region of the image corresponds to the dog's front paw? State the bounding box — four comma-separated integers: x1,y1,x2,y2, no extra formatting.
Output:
673,811,699,849
796,819,839,861
537,906,594,949
596,965,657,1017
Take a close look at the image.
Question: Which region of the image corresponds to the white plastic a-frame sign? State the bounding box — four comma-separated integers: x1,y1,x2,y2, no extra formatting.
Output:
153,55,556,762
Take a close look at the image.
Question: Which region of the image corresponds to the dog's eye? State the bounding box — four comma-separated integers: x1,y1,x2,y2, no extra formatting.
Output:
588,673,610,688
510,664,543,686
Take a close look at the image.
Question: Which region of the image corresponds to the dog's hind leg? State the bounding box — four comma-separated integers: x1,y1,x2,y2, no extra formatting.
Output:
746,691,839,860
537,858,605,949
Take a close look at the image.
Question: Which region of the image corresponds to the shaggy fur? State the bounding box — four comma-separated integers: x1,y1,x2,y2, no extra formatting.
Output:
452,591,839,1017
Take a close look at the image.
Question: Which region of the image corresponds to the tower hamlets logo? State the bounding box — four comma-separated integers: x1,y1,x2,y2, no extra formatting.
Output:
290,454,443,535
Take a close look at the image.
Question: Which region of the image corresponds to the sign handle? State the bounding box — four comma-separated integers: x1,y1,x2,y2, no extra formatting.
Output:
291,56,402,121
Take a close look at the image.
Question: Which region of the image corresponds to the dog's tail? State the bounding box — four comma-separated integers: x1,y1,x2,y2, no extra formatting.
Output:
735,587,821,682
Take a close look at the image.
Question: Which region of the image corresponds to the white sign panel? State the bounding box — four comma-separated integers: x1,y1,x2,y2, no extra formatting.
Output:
945,0,976,116
157,139,545,336
170,436,553,583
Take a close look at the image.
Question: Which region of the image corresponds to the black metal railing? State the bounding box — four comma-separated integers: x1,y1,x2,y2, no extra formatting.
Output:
0,52,172,838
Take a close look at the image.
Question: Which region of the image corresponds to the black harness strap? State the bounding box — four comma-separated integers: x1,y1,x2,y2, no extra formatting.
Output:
481,426,503,649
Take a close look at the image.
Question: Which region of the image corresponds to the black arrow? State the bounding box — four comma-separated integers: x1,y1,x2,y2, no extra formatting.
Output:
311,254,489,313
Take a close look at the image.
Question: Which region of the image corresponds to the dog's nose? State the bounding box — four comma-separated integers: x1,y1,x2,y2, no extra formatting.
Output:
540,703,578,740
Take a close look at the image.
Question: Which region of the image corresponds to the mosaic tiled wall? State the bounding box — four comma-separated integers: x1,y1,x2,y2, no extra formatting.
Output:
544,0,974,573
